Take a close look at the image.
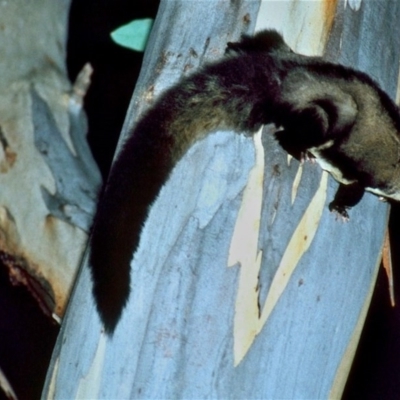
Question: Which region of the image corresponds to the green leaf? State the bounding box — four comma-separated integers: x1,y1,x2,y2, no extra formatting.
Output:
110,18,153,52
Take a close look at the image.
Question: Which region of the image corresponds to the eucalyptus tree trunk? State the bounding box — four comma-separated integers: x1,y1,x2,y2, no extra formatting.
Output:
0,0,100,317
43,0,399,398
0,1,100,397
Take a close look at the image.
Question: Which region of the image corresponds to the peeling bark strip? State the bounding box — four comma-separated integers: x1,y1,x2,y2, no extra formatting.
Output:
32,89,101,231
0,366,17,400
0,250,55,317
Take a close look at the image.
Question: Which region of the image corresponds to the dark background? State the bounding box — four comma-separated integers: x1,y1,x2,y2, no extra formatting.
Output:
1,1,399,398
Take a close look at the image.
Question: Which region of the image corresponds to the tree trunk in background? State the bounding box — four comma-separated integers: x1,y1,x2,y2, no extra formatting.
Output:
43,0,400,398
0,1,100,396
0,0,100,317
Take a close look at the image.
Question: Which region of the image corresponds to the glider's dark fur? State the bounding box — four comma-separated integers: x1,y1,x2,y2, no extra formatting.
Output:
89,30,400,334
